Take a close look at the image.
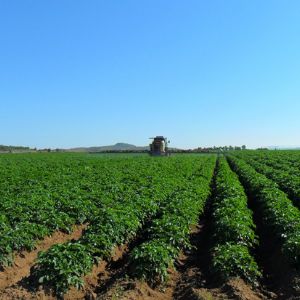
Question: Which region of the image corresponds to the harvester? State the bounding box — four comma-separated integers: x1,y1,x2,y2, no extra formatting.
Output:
149,136,170,156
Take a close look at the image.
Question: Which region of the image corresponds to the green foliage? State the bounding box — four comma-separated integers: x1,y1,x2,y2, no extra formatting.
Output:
81,206,143,259
227,154,300,268
212,243,262,283
233,152,300,208
129,156,216,283
212,158,257,247
0,153,173,266
34,243,93,295
130,240,177,283
211,157,261,283
8,152,300,293
282,232,300,268
32,154,215,293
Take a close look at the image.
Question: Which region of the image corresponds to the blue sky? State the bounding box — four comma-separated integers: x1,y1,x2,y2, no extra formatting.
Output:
1,1,300,149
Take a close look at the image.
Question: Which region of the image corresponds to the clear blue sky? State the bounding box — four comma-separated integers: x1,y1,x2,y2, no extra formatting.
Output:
1,1,300,149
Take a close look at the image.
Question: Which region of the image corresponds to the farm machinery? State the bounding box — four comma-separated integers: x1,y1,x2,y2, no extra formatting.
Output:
149,136,170,156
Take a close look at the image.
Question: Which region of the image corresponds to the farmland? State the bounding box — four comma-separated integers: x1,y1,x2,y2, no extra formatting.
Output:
0,152,300,299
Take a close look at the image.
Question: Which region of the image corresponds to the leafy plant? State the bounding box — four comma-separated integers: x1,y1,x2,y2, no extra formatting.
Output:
212,243,262,283
34,243,93,295
130,240,177,283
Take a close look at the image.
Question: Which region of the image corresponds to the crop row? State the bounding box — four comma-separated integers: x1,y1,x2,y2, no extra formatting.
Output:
227,155,300,269
129,155,216,283
233,153,300,209
234,150,300,175
210,157,261,283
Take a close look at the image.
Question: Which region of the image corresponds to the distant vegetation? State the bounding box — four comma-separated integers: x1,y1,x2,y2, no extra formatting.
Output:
175,145,247,153
0,145,33,152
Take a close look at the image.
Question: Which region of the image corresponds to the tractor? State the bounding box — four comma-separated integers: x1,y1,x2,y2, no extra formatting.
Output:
149,136,170,156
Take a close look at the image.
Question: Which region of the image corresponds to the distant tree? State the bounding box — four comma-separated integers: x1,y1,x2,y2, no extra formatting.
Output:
242,145,246,150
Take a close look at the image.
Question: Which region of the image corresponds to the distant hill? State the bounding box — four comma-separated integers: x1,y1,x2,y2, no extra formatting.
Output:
69,143,149,152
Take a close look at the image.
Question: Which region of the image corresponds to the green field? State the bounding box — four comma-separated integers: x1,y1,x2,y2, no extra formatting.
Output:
0,151,300,299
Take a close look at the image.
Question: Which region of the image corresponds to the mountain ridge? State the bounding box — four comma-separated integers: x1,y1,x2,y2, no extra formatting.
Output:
68,143,149,152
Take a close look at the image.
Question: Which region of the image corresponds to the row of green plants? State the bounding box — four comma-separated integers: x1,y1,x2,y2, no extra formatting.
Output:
252,153,300,174
227,155,300,269
234,150,300,173
32,155,210,294
233,153,300,208
210,157,261,283
129,156,216,283
232,150,300,179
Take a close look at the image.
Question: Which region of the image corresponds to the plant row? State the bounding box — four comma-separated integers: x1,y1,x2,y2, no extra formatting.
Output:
233,150,300,175
234,154,300,209
227,155,300,269
210,157,261,283
129,156,216,283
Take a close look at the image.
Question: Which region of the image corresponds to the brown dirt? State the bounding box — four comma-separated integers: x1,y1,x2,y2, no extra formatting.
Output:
120,269,180,300
226,278,266,300
172,224,230,300
0,224,87,299
96,223,230,300
97,267,180,300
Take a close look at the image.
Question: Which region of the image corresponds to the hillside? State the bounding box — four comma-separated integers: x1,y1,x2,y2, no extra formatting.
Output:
69,143,149,152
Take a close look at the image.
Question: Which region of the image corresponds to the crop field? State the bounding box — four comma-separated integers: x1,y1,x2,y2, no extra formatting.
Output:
0,152,300,300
